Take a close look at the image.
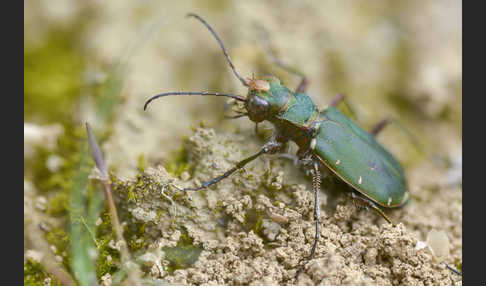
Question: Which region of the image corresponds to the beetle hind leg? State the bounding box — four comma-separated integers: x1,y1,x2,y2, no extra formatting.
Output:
295,160,321,280
329,94,359,120
350,192,395,226
370,117,391,136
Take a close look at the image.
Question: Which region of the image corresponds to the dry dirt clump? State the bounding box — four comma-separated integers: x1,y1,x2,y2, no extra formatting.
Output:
112,128,462,286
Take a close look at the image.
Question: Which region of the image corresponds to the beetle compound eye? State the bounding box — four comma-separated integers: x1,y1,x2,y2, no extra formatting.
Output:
247,95,270,122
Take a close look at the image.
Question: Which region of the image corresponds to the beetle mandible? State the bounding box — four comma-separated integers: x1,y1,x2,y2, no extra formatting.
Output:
144,13,409,279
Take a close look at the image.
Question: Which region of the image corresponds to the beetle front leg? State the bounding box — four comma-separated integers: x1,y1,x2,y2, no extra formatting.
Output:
183,138,283,191
296,160,321,280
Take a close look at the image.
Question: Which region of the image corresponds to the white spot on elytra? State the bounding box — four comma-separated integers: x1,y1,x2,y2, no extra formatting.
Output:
310,138,317,150
335,159,340,165
401,192,409,204
358,176,362,184
387,197,392,206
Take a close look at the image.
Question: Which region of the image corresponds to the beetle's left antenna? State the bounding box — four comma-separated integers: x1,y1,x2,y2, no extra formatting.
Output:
187,13,249,87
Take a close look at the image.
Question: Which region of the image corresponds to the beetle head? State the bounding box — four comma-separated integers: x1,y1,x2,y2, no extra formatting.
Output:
245,78,271,122
245,76,290,123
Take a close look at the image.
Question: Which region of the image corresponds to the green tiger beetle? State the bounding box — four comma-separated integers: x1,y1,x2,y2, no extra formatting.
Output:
144,13,409,280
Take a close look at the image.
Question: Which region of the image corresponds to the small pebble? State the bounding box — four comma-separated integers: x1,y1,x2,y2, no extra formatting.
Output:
427,229,450,260
35,196,47,211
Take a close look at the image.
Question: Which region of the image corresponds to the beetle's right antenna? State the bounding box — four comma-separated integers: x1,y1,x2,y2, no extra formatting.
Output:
144,91,245,110
187,13,249,87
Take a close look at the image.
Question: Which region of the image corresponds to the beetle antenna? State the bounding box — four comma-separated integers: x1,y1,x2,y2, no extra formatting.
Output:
187,13,249,87
144,91,245,110
443,262,462,276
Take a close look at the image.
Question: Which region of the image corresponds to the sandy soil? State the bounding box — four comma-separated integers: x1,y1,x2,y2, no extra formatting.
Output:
112,127,462,285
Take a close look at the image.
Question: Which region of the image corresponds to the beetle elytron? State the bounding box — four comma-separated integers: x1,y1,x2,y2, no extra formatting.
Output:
144,13,409,279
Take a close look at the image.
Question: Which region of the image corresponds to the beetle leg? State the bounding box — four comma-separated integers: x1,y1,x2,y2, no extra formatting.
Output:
224,113,248,119
295,77,308,93
380,117,429,159
269,53,307,93
350,192,395,226
370,117,391,136
183,138,283,191
296,160,321,280
328,93,359,120
368,202,394,226
329,93,344,107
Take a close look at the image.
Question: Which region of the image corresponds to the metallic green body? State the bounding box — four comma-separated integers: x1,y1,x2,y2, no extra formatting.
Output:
314,107,407,207
255,78,408,208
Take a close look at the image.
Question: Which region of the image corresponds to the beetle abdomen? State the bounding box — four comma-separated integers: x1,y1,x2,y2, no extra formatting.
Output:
314,107,408,207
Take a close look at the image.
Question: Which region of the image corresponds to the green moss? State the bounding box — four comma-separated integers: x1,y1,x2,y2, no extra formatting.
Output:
162,246,203,273
24,28,84,124
178,231,193,246
95,235,120,279
127,189,137,202
94,211,121,279
138,223,147,234
213,199,224,214
47,191,69,216
125,222,147,252
24,259,61,286
136,176,144,187
128,237,146,252
161,232,202,273
165,144,191,177
26,124,85,194
44,227,70,270
137,154,147,173
243,208,264,237
199,120,209,128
